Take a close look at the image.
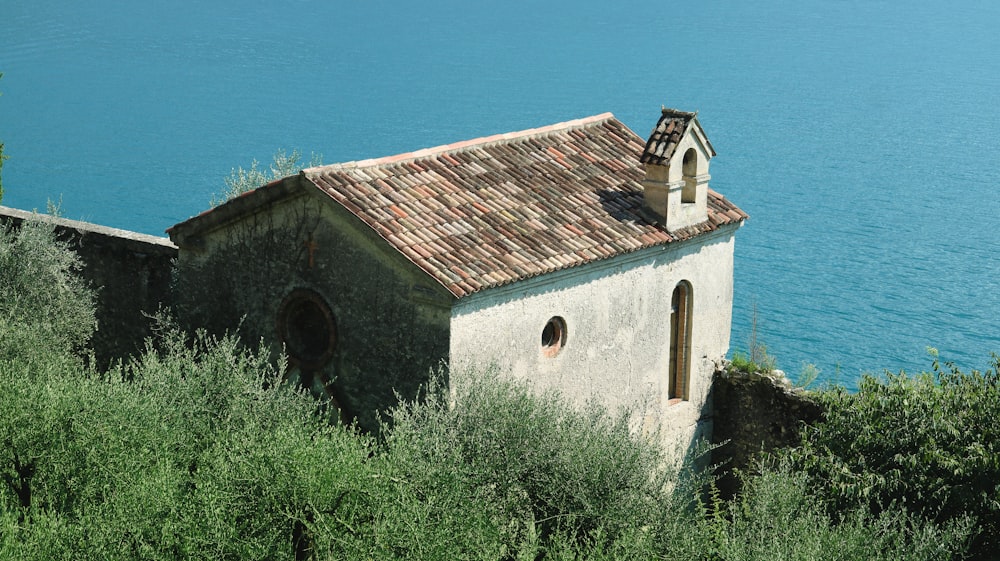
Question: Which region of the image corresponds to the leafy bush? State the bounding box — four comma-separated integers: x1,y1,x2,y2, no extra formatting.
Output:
729,301,777,375
0,216,96,360
0,337,975,560
727,349,776,375
376,373,970,560
210,149,322,207
377,371,691,558
788,353,1000,559
710,461,971,561
0,325,380,560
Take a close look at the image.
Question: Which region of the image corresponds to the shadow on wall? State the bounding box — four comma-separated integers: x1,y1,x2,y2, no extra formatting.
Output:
0,206,177,367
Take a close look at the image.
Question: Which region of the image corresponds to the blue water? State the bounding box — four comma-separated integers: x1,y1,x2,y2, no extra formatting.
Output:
3,0,999,387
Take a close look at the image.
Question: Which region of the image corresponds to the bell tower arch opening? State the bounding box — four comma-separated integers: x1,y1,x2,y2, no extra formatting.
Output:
681,148,698,204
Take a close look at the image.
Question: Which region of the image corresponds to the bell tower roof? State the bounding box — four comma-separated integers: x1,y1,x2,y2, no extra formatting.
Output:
640,107,715,166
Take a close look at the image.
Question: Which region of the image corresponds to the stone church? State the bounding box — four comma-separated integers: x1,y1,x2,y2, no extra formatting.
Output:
167,108,747,446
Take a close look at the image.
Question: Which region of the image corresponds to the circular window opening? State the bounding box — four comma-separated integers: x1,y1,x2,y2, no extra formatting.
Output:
541,316,567,357
277,289,337,369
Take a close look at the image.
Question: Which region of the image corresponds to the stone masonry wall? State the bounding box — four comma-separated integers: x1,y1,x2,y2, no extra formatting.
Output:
1,206,177,366
711,366,823,497
171,194,452,432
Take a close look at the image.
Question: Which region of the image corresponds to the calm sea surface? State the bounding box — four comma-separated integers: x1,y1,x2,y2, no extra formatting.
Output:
2,0,999,387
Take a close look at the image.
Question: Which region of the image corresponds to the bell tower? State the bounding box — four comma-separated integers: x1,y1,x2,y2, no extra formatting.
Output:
639,107,715,233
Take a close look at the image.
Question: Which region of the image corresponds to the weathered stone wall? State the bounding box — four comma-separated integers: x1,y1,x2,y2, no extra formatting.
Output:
0,206,177,366
171,190,452,431
711,366,823,496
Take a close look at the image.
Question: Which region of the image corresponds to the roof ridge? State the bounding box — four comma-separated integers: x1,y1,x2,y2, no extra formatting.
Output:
304,112,617,175
660,106,697,119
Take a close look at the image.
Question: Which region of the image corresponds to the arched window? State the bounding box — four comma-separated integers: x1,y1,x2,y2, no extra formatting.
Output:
669,281,692,401
681,148,698,204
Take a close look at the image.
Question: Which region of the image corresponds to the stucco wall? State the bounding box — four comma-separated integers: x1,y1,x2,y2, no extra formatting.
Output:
0,206,177,366
172,188,452,431
449,225,739,456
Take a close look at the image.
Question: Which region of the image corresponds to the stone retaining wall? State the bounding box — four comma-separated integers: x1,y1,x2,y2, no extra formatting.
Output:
711,367,823,496
1,206,177,366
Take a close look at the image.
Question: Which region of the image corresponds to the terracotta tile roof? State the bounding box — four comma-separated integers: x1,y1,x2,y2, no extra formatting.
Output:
303,112,746,298
640,107,712,165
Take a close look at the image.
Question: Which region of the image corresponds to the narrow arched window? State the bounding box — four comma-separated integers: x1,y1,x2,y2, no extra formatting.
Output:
681,148,697,204
669,281,692,401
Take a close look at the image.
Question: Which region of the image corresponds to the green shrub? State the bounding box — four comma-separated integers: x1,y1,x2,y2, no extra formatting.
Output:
377,371,695,558
788,354,1000,559
711,461,971,561
0,324,377,560
729,301,777,375
210,149,322,207
0,216,96,360
728,349,776,375
0,338,975,560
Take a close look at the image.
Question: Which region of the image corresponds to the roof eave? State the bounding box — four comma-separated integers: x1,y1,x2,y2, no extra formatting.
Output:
167,175,301,247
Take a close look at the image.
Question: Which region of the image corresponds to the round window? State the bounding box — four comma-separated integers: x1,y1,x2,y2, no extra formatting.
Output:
541,316,567,357
277,289,337,369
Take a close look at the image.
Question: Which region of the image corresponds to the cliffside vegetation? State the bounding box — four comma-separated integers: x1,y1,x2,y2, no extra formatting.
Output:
0,215,981,560
787,351,1000,560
